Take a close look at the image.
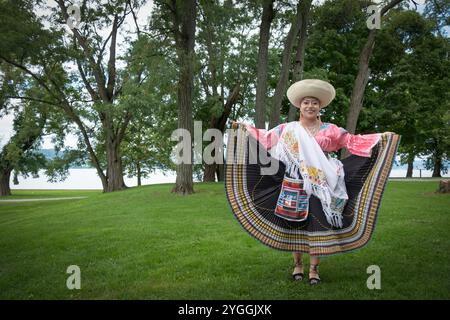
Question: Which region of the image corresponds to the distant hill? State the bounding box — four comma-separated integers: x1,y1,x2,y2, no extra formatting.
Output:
38,149,92,168
39,149,57,159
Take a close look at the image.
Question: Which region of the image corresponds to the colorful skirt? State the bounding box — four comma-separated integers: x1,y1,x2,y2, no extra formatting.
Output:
224,126,401,256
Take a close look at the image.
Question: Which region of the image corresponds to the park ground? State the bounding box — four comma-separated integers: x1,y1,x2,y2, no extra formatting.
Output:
0,180,449,299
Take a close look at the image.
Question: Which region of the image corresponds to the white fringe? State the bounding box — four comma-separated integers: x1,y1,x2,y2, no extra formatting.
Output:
277,145,301,179
310,184,344,228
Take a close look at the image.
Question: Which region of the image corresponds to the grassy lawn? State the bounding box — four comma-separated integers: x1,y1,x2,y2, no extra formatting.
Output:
1,189,100,200
0,181,449,300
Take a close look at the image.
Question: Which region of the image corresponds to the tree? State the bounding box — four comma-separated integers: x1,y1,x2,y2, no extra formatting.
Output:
196,0,256,182
119,34,179,186
0,102,47,196
367,9,450,177
342,0,404,159
160,0,198,195
254,0,276,129
423,0,450,37
269,0,309,129
0,0,149,193
53,0,142,192
0,4,55,196
288,0,313,122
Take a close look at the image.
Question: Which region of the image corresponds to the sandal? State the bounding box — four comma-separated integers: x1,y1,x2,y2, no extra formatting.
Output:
309,264,321,285
292,261,304,281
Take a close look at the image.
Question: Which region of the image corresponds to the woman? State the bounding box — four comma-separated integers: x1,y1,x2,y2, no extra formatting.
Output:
226,79,400,285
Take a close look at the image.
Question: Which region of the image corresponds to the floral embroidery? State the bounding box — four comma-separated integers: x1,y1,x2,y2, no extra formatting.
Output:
282,129,300,161
293,142,299,154
299,161,327,187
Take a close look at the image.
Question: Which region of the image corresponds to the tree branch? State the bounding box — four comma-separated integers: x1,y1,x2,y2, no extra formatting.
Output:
55,0,109,102
106,14,118,100
0,54,61,103
380,0,404,16
4,96,61,107
76,54,100,102
117,110,133,144
127,0,141,37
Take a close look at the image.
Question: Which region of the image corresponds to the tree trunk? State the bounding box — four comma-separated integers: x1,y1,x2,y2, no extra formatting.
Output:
438,180,450,193
0,168,12,196
269,1,306,128
216,163,224,182
171,0,197,195
255,0,275,129
203,163,216,182
432,155,442,177
173,164,194,195
202,86,239,182
288,0,312,122
137,161,142,186
105,139,127,192
13,171,19,185
406,158,414,178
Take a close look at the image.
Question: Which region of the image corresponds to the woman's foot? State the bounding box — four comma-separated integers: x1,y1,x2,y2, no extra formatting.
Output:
292,261,304,281
309,264,321,285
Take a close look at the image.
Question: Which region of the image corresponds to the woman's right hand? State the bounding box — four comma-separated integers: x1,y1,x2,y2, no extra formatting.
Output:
231,121,242,129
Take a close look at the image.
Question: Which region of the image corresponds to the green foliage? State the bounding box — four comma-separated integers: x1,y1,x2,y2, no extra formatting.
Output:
44,149,87,182
115,31,179,180
302,0,370,127
368,9,449,171
303,1,449,173
0,1,81,187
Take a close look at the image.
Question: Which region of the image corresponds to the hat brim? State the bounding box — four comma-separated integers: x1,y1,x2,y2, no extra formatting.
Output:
287,80,336,108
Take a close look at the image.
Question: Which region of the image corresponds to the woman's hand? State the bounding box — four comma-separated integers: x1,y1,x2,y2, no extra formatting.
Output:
231,121,242,129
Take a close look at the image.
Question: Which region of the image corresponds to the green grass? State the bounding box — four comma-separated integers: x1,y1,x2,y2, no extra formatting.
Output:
0,181,449,300
0,189,99,199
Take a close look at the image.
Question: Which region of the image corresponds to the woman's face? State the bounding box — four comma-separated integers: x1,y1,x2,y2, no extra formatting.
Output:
299,97,321,121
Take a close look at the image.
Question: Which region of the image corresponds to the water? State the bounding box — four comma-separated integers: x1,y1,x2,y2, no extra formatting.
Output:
389,169,449,178
9,168,449,190
10,169,177,190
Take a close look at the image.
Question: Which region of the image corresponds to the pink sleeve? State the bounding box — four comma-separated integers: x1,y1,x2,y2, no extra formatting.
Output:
328,124,381,157
245,123,286,150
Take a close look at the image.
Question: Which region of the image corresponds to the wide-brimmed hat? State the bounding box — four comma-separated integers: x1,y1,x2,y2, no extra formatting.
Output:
287,79,336,108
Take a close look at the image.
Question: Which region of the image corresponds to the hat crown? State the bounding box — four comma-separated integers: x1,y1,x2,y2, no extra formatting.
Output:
287,79,336,108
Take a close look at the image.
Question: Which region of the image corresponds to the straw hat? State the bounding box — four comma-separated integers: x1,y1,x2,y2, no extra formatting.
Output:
287,79,336,108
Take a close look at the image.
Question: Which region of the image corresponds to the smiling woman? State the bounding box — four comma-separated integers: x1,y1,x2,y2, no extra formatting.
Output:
225,79,401,285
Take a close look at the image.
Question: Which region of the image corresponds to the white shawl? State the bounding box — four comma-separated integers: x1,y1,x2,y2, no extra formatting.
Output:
272,122,348,228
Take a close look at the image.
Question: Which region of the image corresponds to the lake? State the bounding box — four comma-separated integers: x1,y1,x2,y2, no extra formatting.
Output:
10,169,177,190
10,167,449,190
